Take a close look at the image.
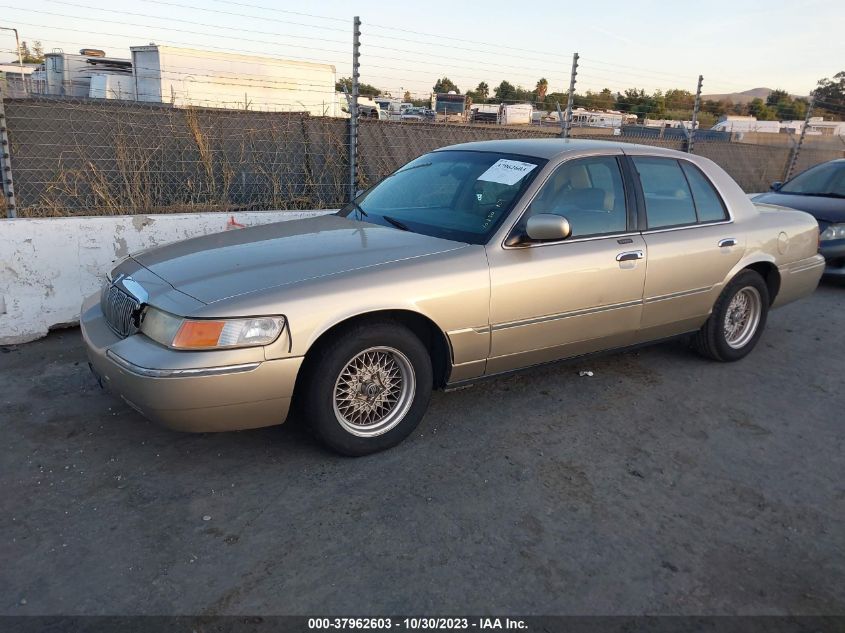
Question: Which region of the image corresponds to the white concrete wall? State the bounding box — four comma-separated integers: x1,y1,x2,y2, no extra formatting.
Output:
0,210,332,344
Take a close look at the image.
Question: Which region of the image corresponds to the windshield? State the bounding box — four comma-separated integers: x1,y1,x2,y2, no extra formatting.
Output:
338,150,546,244
781,161,845,196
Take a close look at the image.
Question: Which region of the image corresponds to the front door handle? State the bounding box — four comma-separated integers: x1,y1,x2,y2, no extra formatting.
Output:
616,250,644,262
718,238,738,248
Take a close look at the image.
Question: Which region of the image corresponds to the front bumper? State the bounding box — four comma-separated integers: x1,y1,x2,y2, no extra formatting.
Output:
80,292,304,432
820,238,845,277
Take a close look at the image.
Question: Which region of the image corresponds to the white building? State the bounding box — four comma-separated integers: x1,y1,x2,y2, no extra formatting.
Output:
0,62,38,97
782,117,845,136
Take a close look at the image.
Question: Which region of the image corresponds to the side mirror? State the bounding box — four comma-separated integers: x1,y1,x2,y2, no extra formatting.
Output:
525,214,572,241
770,181,783,191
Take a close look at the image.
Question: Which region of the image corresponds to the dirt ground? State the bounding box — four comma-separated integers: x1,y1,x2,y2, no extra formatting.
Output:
2,280,843,615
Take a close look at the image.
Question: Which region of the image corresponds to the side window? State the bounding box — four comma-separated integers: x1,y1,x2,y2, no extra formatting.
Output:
523,156,627,238
632,157,697,229
680,162,728,222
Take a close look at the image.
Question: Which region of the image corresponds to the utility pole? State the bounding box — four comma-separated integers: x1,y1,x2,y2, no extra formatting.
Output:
0,89,17,218
688,74,703,153
349,16,361,202
786,96,814,181
562,52,579,139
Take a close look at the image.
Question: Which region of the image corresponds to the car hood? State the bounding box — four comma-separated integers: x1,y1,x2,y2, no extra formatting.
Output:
753,192,845,223
131,214,468,304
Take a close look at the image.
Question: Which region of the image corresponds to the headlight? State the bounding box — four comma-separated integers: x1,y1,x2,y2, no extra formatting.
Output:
140,307,285,349
820,223,845,241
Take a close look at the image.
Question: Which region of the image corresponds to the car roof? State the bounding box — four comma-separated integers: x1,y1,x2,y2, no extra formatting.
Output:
433,138,682,160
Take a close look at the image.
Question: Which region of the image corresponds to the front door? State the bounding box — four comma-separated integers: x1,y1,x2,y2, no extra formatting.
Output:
486,154,647,375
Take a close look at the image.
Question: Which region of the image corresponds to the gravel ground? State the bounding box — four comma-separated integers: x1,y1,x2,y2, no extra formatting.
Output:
1,280,843,616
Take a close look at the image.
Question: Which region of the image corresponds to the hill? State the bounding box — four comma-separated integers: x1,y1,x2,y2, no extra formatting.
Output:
700,88,775,104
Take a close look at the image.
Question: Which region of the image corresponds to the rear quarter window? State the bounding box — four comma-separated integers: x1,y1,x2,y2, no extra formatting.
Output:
680,162,728,222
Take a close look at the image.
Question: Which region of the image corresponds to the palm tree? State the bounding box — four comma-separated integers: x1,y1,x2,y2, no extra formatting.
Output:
535,78,549,102
476,82,489,100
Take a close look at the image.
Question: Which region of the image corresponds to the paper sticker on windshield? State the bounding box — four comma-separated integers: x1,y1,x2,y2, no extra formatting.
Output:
477,159,537,186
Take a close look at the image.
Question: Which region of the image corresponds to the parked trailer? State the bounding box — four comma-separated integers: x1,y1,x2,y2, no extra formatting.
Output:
499,103,533,126
711,116,781,133
130,45,340,116
36,50,131,97
571,108,637,128
470,104,501,123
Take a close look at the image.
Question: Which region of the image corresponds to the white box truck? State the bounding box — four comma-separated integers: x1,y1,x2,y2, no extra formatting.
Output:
130,45,340,116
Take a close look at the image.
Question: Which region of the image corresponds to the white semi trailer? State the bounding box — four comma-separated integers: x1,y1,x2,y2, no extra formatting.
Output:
130,45,341,116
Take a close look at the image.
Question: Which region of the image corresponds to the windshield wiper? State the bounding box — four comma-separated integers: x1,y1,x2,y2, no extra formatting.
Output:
395,162,432,175
381,215,410,231
784,192,845,199
347,200,368,218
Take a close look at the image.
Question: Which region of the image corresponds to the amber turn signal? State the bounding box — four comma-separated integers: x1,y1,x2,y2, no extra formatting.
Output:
172,320,227,349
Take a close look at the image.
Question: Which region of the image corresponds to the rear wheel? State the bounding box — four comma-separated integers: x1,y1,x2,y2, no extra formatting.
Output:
694,270,769,362
300,321,433,456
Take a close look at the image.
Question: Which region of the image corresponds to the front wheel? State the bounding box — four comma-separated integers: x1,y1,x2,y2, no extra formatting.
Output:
694,270,770,362
299,321,433,456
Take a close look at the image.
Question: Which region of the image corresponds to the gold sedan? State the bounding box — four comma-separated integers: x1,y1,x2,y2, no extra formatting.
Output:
81,139,824,455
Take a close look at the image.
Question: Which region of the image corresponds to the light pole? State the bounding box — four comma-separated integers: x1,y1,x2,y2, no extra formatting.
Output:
0,26,25,81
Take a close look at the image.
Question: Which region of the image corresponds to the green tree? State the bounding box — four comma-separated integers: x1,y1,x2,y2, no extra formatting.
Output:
475,81,489,100
766,89,790,106
403,90,412,102
18,41,44,64
433,77,460,94
664,89,694,111
748,97,777,120
813,71,845,120
701,99,729,118
335,77,381,98
542,91,568,112
493,80,517,102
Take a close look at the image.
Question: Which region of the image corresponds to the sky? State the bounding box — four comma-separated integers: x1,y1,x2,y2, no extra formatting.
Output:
1,0,842,99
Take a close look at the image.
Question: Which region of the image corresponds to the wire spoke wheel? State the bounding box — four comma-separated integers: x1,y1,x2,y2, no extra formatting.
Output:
332,346,416,438
723,286,762,349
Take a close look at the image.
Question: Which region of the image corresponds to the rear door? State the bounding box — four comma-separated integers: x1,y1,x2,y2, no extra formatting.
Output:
626,153,745,341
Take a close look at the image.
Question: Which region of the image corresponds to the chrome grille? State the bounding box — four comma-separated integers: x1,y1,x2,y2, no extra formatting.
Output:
102,283,142,338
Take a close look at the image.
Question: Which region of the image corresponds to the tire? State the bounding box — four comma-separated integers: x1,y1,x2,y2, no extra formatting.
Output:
299,321,433,456
694,269,770,362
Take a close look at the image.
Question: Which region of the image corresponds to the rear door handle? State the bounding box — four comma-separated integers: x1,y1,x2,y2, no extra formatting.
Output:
718,238,738,248
616,250,644,262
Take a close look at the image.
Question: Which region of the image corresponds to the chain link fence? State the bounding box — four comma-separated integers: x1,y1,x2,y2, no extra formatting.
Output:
3,97,349,216
2,62,844,216
3,94,844,217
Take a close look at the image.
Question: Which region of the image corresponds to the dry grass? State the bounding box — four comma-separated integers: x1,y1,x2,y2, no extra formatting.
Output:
16,103,348,217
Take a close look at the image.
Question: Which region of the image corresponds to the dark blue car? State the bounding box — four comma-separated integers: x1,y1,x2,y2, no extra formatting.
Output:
754,159,845,277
